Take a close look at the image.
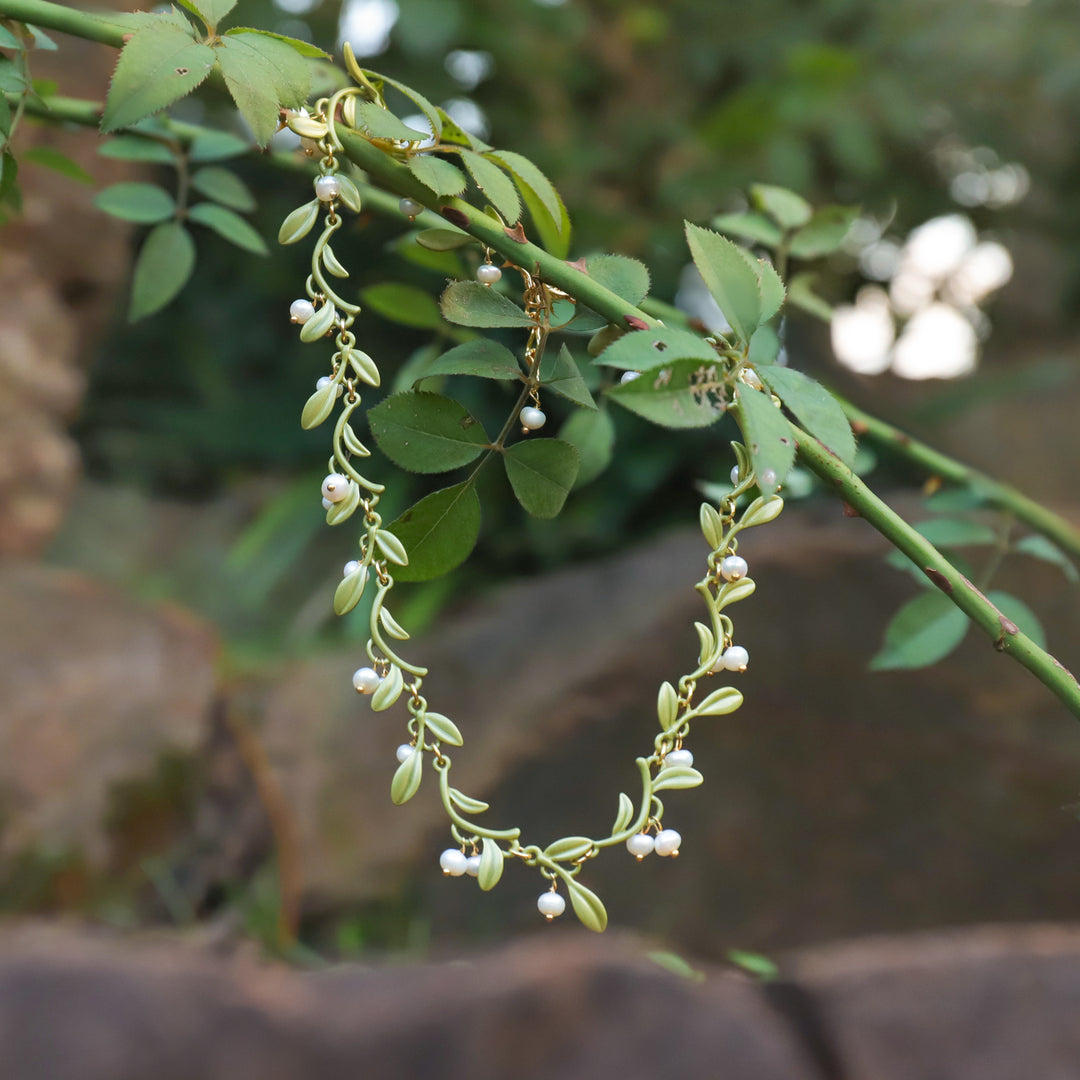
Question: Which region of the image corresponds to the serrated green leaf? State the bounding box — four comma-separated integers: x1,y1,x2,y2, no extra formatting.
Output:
448,788,489,814
407,153,467,196
128,221,195,322
789,205,859,259
612,792,634,835
386,481,481,581
188,129,250,161
190,165,254,211
740,494,784,528
440,280,534,328
586,254,650,306
478,837,504,891
712,211,784,248
1015,535,1079,583
424,710,463,746
486,150,562,227
544,837,594,862
693,687,743,716
300,383,337,429
422,339,522,382
371,662,404,711
870,592,968,670
608,359,728,429
177,0,237,31
517,176,571,258
593,326,717,372
460,148,521,223
987,590,1047,649
299,300,337,342
750,183,812,230
757,365,855,466
14,149,87,189
748,325,781,366
390,746,422,804
278,199,319,244
98,135,176,165
354,100,429,141
334,567,368,616
735,248,785,323
94,181,175,223
565,877,607,932
369,391,488,473
559,407,615,488
187,201,267,254
652,766,704,792
216,31,310,146
360,282,443,330
657,681,678,728
223,26,331,58
416,228,473,251
435,106,486,150
914,518,998,548
503,439,579,519
374,529,409,565
684,222,762,345
539,345,596,409
102,18,215,132
734,386,796,492
366,69,443,138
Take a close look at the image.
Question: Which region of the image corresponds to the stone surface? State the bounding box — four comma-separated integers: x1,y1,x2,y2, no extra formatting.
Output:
0,562,219,864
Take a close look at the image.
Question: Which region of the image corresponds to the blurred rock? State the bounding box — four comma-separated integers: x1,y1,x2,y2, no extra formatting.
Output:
0,562,218,865
0,922,1079,1079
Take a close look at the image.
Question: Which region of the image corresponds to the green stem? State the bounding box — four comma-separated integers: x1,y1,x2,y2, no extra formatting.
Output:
840,396,1080,561
0,0,129,47
793,423,1080,719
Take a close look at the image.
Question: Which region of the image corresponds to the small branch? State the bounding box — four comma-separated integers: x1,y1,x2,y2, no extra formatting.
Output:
793,426,1080,720
0,0,129,47
841,396,1080,561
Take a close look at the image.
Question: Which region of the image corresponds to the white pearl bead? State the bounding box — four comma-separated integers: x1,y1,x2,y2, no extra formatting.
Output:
620,370,641,384
730,465,741,485
760,468,777,489
626,833,654,859
537,891,566,918
654,829,682,857
720,554,748,581
316,376,343,398
465,854,481,877
290,298,315,324
519,406,546,431
395,743,413,763
322,497,332,510
664,749,694,769
343,560,360,577
722,645,749,672
321,473,350,503
440,849,468,877
399,197,423,219
352,666,381,694
476,263,502,285
314,174,341,202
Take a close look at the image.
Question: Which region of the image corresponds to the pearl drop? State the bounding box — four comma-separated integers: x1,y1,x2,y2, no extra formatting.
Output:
537,891,566,919
316,376,344,398
620,370,641,384
314,175,341,202
654,829,682,857
440,849,468,877
519,406,546,431
626,833,654,859
476,263,502,285
722,645,749,672
321,473,350,503
343,560,360,577
720,554,748,582
290,298,315,324
352,667,381,694
465,854,481,877
730,465,741,485
322,498,332,510
664,749,694,769
760,468,777,489
395,743,413,763
399,197,423,219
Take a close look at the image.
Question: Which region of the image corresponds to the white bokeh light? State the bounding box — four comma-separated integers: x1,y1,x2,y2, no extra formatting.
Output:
904,214,977,280
891,304,978,380
830,286,895,375
946,242,1014,306
445,50,494,89
443,98,490,140
338,0,398,55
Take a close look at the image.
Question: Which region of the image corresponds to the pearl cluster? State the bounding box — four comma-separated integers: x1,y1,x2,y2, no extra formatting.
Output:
626,828,682,860
321,473,352,510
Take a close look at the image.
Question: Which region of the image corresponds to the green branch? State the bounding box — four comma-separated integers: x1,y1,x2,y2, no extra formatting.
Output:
840,397,1080,560
0,0,129,47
